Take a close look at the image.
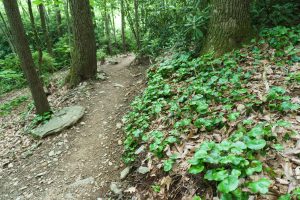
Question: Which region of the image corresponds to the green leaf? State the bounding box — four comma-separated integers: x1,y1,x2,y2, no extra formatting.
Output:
163,159,174,172
280,102,300,111
192,195,202,200
273,143,284,151
246,161,263,176
217,175,239,193
153,103,162,113
189,165,205,174
245,139,266,150
220,193,233,200
194,149,207,159
278,194,291,200
232,189,250,200
248,178,271,194
275,120,291,127
248,125,264,137
230,141,247,153
204,169,229,181
220,140,232,151
175,119,191,128
188,157,200,165
165,136,177,144
194,118,213,129
196,101,209,113
228,112,240,121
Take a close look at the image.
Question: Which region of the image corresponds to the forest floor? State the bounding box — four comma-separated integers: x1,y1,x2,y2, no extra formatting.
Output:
0,54,147,200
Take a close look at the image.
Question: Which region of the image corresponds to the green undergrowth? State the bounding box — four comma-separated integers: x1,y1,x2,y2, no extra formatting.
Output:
122,25,300,198
0,95,28,116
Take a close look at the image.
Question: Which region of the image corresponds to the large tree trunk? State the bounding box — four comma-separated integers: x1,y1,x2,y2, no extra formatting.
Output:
27,0,43,68
3,0,50,115
38,3,53,55
201,0,253,57
66,0,97,87
121,0,126,53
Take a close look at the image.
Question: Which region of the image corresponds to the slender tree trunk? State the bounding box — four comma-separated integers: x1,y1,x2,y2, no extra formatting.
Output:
201,0,253,57
124,0,137,42
27,0,43,68
110,6,117,45
110,13,117,45
38,3,53,55
64,0,72,48
0,10,16,54
134,0,141,50
66,0,97,87
120,0,126,52
104,0,112,54
3,0,50,115
55,4,63,36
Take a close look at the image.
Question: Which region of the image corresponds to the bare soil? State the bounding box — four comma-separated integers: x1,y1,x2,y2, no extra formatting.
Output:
0,54,147,200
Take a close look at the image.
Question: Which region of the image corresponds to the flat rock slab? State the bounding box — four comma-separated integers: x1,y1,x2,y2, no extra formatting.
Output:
31,106,85,138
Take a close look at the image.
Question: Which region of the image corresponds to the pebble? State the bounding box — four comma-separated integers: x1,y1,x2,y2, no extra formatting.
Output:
120,167,131,180
137,166,150,174
110,182,122,195
48,151,55,157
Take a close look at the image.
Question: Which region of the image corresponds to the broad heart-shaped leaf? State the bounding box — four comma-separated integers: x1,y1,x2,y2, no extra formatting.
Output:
228,112,240,121
217,175,239,193
231,188,250,200
163,159,174,172
192,195,202,200
245,139,266,150
204,169,229,181
188,157,200,165
189,165,205,174
248,125,264,137
220,190,249,200
246,160,263,176
248,178,271,194
194,149,208,159
196,101,209,113
278,194,291,200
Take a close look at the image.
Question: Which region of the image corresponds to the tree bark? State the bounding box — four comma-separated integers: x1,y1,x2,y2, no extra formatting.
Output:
201,0,253,57
134,0,141,50
55,4,63,36
64,0,72,48
110,5,117,45
38,3,53,55
124,0,137,43
104,0,112,54
0,10,16,54
121,0,126,52
3,0,50,115
27,0,43,68
66,0,97,87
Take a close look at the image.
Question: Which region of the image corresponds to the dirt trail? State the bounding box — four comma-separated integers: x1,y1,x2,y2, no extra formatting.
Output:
0,54,146,200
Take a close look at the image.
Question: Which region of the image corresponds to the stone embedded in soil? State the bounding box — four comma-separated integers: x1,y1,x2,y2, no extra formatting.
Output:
137,166,150,174
31,106,85,138
68,177,95,188
120,167,131,180
110,182,122,195
135,145,145,155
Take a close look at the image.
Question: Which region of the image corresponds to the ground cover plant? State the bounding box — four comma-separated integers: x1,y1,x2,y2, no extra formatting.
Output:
122,25,300,199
